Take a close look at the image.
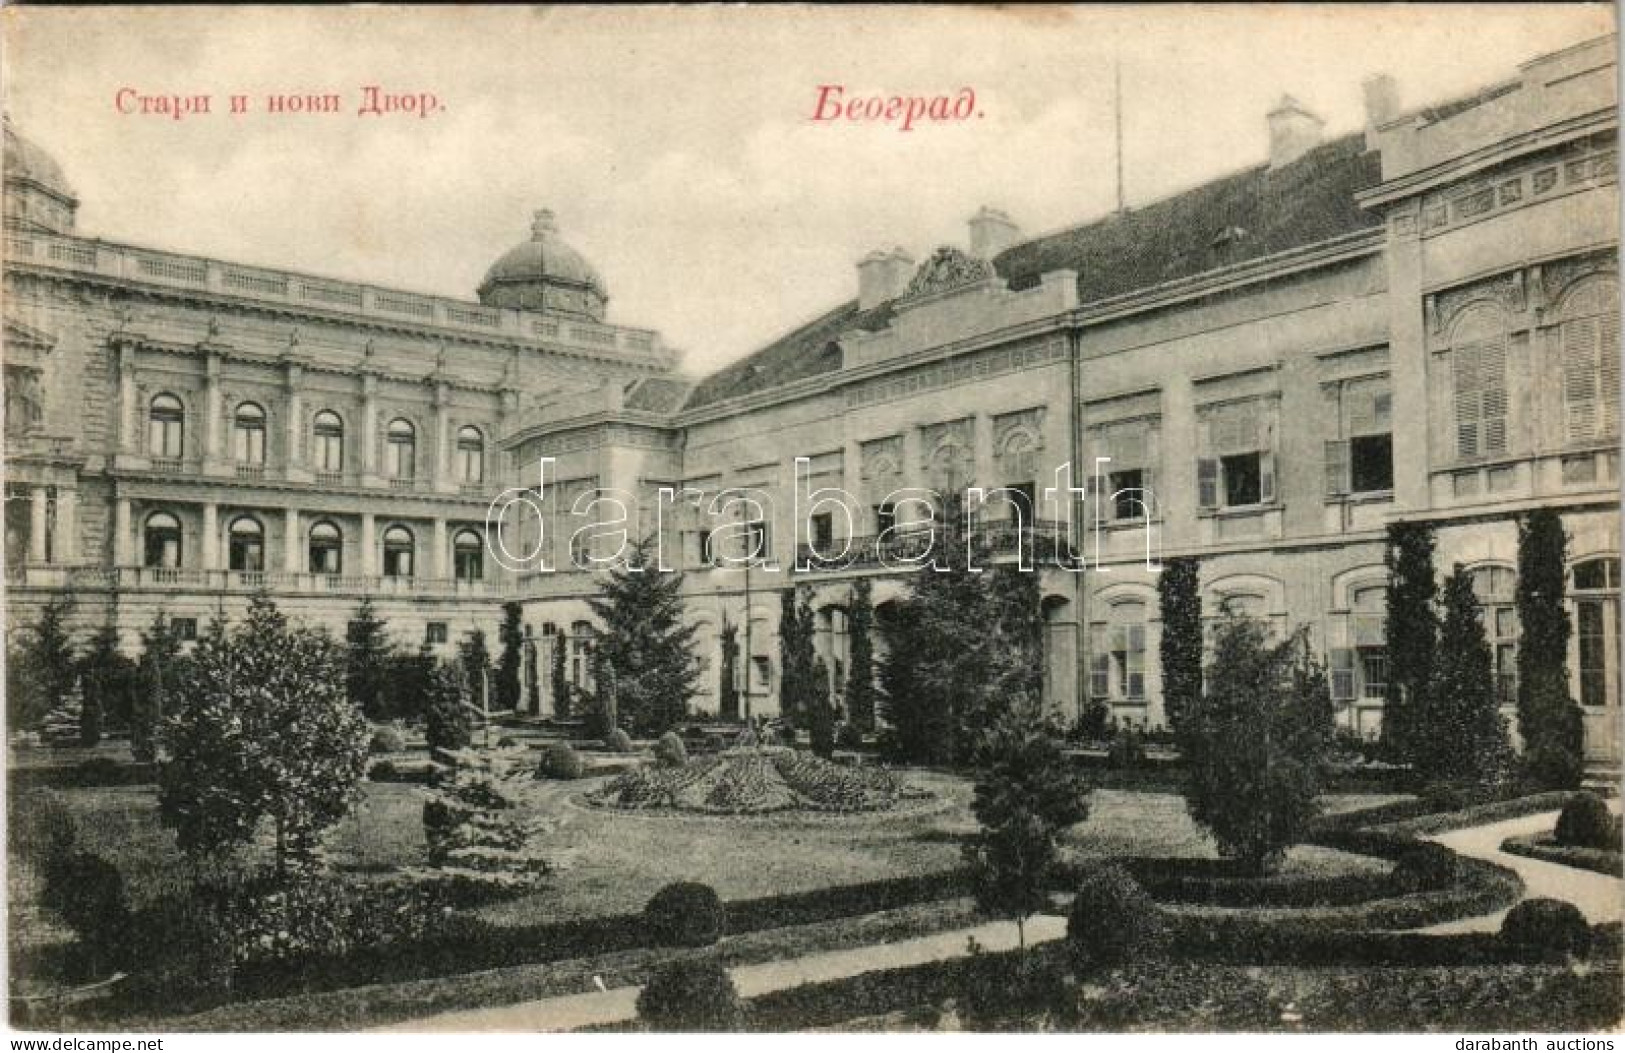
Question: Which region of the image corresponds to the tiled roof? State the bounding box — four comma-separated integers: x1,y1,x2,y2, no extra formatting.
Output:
684,132,1382,410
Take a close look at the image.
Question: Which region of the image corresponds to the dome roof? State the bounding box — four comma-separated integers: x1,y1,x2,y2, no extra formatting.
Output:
3,115,76,204
480,209,607,300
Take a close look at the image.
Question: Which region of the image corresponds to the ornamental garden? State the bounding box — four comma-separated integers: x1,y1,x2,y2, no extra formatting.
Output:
6,505,1620,1031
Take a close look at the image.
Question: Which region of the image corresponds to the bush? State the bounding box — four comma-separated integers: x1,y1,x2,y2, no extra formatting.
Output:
1556,792,1618,851
644,881,725,948
834,722,865,751
40,850,130,978
126,889,235,1004
653,731,687,768
636,956,741,1030
1107,727,1144,770
369,726,406,753
496,735,520,749
1389,842,1459,894
1065,864,1167,972
537,742,584,781
1500,898,1591,961
8,788,76,863
604,728,634,754
72,756,126,785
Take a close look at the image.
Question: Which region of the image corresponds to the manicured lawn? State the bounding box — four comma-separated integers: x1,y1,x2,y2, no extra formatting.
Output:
30,777,1401,925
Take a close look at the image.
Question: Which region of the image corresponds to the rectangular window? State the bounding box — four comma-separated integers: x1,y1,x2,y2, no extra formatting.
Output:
874,502,897,536
1003,482,1036,525
171,617,198,641
1358,650,1388,699
1350,435,1394,492
698,529,714,566
811,512,834,549
745,520,769,561
425,622,448,645
1088,624,1110,699
1109,469,1145,521
1221,452,1261,507
1578,600,1609,707
1329,648,1356,701
1199,401,1273,509
1110,623,1147,700
1326,378,1393,496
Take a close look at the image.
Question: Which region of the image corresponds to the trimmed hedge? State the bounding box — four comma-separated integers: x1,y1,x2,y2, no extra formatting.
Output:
1556,792,1620,851
636,957,741,1030
1501,833,1623,878
537,742,584,781
9,761,159,790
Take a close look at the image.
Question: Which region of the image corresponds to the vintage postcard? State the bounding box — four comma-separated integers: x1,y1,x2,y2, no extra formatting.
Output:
1,3,1620,1041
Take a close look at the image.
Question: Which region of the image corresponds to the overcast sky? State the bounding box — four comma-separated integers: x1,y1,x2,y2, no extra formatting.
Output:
3,5,1613,376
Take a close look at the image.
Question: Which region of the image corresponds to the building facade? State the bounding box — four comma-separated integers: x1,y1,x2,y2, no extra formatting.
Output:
4,36,1618,762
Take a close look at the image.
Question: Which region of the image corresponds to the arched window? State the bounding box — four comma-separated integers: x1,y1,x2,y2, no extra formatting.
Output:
312,410,344,473
1469,565,1518,703
1089,598,1147,702
309,519,343,575
456,426,484,485
143,511,182,569
1450,305,1510,459
1573,557,1619,709
1350,584,1388,700
382,524,414,578
228,515,264,572
453,528,484,581
1553,278,1621,443
233,402,266,464
148,393,185,459
386,418,415,479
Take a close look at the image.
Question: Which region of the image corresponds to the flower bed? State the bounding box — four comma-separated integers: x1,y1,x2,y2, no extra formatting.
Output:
587,747,914,815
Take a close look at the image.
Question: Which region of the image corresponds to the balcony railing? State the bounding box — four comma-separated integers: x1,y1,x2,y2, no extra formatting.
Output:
791,519,1074,572
4,230,674,366
6,566,515,597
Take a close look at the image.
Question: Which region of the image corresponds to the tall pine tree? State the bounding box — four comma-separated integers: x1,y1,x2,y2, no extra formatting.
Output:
1383,522,1439,765
134,611,184,763
777,585,818,732
78,622,134,746
345,597,393,719
719,619,740,722
1424,569,1513,785
8,594,77,732
845,578,877,732
586,539,699,736
1157,557,1202,732
497,602,525,713
1516,509,1585,788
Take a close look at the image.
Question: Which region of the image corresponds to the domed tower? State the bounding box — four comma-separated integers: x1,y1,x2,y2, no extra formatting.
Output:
3,114,78,235
478,208,608,321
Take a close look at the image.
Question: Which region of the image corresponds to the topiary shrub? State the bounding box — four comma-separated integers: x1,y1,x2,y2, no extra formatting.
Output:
636,956,741,1030
644,881,725,948
1389,842,1459,894
369,760,398,782
1501,897,1591,961
496,735,521,749
1065,863,1167,972
1556,792,1618,851
605,728,634,754
653,731,688,769
538,742,584,781
369,726,406,754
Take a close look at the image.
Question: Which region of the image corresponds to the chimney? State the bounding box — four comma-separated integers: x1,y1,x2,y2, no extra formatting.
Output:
1362,74,1400,129
857,246,914,310
1266,95,1325,170
968,206,1021,259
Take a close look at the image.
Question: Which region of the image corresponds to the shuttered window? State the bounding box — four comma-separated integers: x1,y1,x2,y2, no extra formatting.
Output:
1324,377,1393,495
1087,419,1159,520
1559,279,1621,443
1453,340,1509,458
1197,400,1275,509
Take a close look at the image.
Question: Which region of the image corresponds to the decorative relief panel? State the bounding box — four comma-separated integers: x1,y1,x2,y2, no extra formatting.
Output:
993,407,1046,453
860,436,902,480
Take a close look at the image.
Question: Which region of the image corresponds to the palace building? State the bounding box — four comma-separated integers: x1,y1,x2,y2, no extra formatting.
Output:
4,35,1618,763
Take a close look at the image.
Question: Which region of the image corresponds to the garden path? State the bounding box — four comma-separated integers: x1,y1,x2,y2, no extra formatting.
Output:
374,912,1068,1032
1417,807,1624,934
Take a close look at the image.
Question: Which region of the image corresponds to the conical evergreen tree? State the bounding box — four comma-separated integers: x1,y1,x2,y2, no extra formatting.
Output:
1383,522,1439,764
9,594,78,732
845,579,877,732
1424,569,1513,785
1157,556,1202,732
777,585,818,732
1516,509,1585,788
134,610,184,763
345,597,394,719
586,539,699,736
719,620,740,722
497,602,525,713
